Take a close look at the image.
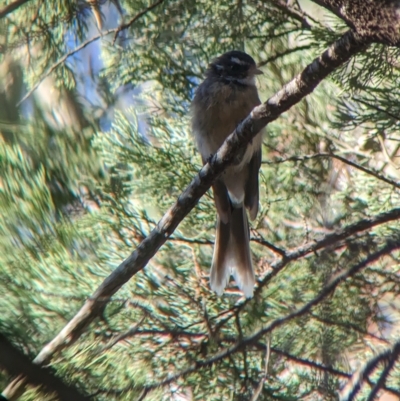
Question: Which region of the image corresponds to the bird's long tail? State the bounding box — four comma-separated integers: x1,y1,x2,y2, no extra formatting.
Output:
210,206,254,298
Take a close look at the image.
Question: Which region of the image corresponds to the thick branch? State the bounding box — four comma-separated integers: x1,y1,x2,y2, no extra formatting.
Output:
0,333,88,401
311,0,400,45
0,0,32,19
2,30,368,400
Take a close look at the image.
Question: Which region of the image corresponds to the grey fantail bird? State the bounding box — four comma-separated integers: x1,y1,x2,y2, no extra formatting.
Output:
191,50,263,298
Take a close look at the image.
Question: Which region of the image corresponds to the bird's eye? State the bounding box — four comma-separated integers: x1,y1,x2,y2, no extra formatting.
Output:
231,63,240,71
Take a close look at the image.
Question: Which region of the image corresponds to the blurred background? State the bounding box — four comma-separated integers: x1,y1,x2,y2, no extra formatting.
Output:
1,0,400,400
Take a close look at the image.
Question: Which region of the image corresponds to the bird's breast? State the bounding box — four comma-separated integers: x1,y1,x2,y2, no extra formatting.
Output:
192,80,260,161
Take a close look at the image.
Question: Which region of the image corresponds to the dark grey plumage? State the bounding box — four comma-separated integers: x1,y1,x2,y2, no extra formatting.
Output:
191,50,263,297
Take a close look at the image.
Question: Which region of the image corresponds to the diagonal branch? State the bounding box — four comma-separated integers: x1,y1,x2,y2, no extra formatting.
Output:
0,333,88,401
213,206,400,327
140,241,400,399
0,0,32,19
339,340,400,401
262,152,400,190
2,29,368,400
311,0,400,45
17,0,165,105
257,45,313,68
270,0,316,29
365,342,400,401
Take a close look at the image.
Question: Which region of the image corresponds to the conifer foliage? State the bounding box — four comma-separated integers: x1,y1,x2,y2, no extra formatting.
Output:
0,0,400,400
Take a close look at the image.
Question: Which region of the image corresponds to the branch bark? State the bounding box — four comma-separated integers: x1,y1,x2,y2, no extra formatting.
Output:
339,340,400,401
262,152,400,190
0,333,88,401
2,29,369,400
17,0,165,105
311,0,400,45
0,0,32,19
223,207,400,321
138,241,400,399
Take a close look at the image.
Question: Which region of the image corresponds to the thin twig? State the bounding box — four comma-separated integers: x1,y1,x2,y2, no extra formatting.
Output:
258,45,313,67
101,317,146,351
270,0,315,28
340,340,400,401
250,336,271,401
112,0,164,44
17,0,165,105
3,29,368,400
310,313,390,345
355,97,400,122
262,152,400,190
366,341,400,401
139,241,400,398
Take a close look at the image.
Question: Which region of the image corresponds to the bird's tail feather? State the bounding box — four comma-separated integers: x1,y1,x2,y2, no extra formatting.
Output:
210,206,254,298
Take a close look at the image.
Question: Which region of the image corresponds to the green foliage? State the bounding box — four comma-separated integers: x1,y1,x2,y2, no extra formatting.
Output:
0,0,400,400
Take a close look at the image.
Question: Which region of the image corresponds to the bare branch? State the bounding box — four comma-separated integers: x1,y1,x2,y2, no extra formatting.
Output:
101,317,145,351
339,340,400,401
365,342,400,401
0,333,88,401
2,29,368,400
0,0,32,19
257,45,313,68
17,0,165,105
270,0,315,28
138,241,399,398
250,337,270,401
262,152,400,190
112,0,164,43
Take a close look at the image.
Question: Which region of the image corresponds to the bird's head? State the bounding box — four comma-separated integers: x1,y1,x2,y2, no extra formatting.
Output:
207,50,263,85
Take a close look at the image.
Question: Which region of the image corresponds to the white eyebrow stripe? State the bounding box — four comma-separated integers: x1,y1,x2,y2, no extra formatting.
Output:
230,57,247,65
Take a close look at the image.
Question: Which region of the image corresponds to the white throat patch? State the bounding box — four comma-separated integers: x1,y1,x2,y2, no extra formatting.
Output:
236,75,256,86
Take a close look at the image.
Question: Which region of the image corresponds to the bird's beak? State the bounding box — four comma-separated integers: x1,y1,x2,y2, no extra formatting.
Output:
254,68,263,75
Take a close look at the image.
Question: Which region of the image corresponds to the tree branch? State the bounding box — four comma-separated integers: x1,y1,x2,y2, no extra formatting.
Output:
311,0,400,45
229,207,400,318
0,0,32,19
339,340,400,401
139,241,400,399
0,333,88,401
270,0,315,29
2,29,368,400
365,342,400,401
17,0,165,105
262,152,400,190
257,45,313,68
